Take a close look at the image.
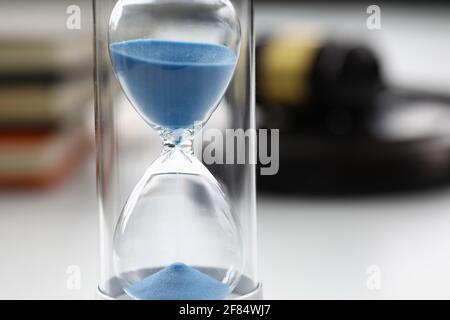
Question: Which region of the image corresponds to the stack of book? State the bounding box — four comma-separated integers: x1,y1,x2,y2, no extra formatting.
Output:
0,7,92,188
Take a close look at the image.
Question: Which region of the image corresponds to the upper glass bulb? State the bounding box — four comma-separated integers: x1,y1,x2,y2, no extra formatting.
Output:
109,0,241,139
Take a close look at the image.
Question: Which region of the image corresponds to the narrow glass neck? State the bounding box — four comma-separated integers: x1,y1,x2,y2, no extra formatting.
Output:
161,127,195,155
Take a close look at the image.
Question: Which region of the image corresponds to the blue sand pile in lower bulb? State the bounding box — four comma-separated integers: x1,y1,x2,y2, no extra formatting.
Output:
124,262,230,300
109,39,237,130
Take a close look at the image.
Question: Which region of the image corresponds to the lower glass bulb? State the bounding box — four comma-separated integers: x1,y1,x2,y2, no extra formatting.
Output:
112,148,244,300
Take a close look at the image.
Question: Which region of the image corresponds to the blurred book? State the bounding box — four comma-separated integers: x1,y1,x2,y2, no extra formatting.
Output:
0,2,92,189
0,38,91,76
0,127,88,188
0,76,91,130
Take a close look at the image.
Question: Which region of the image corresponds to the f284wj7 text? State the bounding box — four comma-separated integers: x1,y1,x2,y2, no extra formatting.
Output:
223,304,270,317
179,304,271,318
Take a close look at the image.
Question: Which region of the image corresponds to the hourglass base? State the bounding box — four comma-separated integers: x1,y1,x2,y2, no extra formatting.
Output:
97,267,263,300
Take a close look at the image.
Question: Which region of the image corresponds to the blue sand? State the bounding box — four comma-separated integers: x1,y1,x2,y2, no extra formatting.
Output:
110,39,237,130
124,262,230,300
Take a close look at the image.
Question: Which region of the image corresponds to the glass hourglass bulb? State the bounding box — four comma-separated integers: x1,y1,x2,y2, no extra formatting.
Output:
108,0,243,300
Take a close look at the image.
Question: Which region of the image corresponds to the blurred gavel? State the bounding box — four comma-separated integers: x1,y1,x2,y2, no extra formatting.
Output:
255,32,450,194
256,33,383,133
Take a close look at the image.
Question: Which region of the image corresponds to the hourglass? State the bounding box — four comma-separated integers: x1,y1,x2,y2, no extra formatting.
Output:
107,0,243,300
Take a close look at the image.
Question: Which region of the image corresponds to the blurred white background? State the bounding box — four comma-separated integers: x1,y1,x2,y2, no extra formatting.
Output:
1,1,450,299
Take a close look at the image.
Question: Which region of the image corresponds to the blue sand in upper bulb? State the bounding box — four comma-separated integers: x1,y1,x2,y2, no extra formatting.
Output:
110,39,237,130
124,262,230,300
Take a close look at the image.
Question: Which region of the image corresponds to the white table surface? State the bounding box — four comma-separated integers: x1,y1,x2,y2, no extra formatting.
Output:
2,153,450,299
